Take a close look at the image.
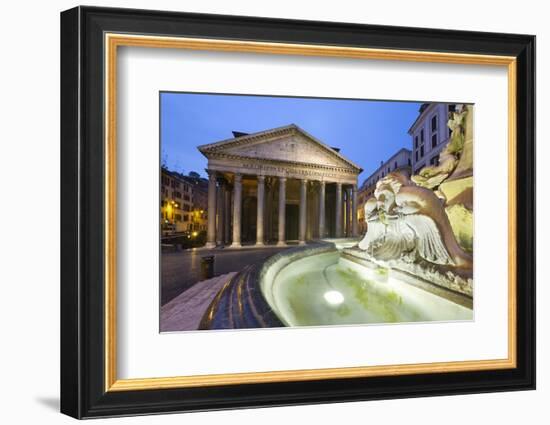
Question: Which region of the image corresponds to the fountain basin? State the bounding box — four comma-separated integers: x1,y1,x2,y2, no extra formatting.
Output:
199,241,472,330
261,245,473,327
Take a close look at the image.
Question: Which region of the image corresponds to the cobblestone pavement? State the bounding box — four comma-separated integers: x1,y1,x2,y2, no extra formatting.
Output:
160,272,236,332
161,245,291,305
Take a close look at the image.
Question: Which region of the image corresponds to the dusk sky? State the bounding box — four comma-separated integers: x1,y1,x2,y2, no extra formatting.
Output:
160,92,422,182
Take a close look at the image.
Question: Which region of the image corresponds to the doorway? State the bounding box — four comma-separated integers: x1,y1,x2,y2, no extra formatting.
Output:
285,204,299,241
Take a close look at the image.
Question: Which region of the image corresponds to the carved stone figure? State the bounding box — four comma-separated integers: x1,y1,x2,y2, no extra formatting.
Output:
358,172,472,270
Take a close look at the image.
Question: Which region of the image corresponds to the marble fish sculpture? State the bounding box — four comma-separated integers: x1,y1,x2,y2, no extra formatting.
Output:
358,172,472,270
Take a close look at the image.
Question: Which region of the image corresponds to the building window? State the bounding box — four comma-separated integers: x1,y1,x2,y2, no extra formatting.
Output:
394,161,397,170
175,214,182,222
420,129,424,144
408,158,411,166
173,191,182,199
184,194,190,202
430,155,440,166
415,136,418,149
415,151,419,162
431,115,437,132
432,133,437,148
183,215,189,222
420,146,424,158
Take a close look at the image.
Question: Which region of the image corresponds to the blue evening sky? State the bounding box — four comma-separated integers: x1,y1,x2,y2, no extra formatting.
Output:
160,92,422,183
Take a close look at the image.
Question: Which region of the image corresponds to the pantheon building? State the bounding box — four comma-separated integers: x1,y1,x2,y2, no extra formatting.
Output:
198,124,362,248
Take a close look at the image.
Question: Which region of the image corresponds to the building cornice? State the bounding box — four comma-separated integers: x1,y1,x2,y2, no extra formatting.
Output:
359,165,412,192
408,103,438,134
361,148,412,186
207,152,360,176
162,168,208,192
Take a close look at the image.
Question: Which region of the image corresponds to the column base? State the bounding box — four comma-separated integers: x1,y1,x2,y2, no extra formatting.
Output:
229,242,242,249
255,242,265,247
298,240,306,245
276,241,287,247
204,242,216,249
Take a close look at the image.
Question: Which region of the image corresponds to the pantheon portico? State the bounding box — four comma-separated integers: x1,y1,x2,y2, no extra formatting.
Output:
198,124,362,248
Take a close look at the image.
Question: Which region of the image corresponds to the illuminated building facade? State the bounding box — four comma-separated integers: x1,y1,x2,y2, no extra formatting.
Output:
160,169,208,235
198,124,362,248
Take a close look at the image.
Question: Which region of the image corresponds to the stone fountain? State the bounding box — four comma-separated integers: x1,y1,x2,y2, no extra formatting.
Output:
199,105,475,330
344,104,474,297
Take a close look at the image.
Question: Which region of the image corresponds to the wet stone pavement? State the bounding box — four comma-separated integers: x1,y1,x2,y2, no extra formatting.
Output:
161,245,291,306
160,272,237,332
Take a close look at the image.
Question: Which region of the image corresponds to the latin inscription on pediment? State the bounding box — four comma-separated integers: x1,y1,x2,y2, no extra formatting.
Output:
222,135,348,168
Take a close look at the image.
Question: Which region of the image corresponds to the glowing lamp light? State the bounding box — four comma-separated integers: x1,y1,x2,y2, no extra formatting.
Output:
324,290,344,305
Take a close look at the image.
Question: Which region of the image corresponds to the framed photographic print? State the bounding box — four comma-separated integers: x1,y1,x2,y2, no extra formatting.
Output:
60,6,536,419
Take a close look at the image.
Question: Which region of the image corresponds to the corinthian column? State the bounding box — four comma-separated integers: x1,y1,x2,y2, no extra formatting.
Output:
256,175,265,246
352,184,358,237
230,173,242,248
318,181,326,238
277,177,286,246
299,179,308,245
224,186,231,244
216,178,224,246
346,186,352,237
335,182,343,238
205,170,217,248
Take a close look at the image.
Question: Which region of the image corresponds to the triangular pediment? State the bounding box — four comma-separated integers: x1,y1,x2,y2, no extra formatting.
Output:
198,125,362,173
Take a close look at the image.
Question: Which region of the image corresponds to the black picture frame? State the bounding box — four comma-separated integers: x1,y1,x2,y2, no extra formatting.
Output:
60,5,536,419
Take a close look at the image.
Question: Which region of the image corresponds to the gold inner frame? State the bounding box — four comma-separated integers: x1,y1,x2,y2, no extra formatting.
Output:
104,33,517,392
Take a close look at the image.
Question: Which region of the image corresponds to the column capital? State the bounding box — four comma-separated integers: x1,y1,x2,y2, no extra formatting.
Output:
279,176,287,182
319,180,326,187
301,178,309,185
257,175,265,183
206,169,217,180
234,173,242,183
